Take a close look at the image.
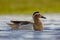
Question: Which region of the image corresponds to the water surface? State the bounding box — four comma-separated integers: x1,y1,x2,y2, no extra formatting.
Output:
0,14,60,40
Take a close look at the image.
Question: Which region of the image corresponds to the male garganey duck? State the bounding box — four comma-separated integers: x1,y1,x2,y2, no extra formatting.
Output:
7,12,46,31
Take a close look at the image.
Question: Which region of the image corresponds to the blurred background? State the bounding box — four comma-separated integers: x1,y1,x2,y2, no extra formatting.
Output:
0,0,60,15
0,0,60,40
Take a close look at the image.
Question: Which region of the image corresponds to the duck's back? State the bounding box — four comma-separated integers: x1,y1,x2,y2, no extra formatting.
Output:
11,21,33,24
10,21,33,30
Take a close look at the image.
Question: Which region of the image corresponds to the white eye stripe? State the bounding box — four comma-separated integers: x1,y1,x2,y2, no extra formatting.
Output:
33,13,40,17
34,13,39,16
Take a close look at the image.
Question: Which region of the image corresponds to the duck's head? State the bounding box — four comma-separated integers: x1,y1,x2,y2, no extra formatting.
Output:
33,12,46,19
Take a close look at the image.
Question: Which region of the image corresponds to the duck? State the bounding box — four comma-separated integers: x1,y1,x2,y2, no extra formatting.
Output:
7,12,46,31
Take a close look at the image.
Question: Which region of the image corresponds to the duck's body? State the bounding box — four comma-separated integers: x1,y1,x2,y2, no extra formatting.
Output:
7,21,33,30
7,12,46,31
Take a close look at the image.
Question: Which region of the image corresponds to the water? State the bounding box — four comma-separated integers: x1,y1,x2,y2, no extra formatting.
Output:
0,14,60,40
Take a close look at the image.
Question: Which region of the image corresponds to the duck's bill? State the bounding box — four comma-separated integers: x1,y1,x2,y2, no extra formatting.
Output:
41,16,46,19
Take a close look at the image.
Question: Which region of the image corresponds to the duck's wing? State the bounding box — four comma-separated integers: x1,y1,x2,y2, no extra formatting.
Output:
11,21,33,25
11,21,21,24
20,21,33,25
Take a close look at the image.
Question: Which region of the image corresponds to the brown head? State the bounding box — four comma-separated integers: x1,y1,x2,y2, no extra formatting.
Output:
33,12,46,19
